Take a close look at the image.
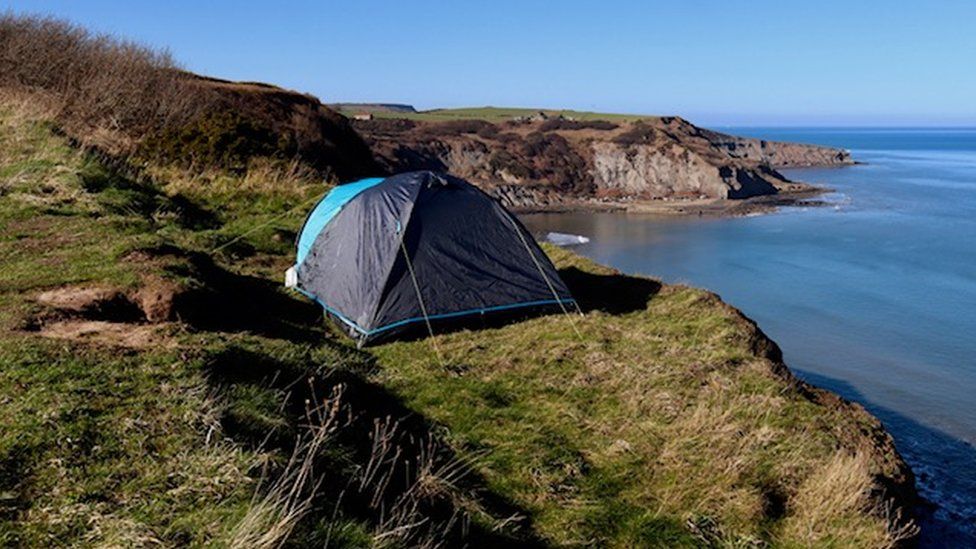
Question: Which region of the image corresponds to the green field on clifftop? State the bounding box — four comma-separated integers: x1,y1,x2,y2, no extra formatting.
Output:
333,105,655,122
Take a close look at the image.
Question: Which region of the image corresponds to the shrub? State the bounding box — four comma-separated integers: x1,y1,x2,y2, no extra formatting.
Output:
0,13,211,141
351,118,416,134
418,119,494,137
539,119,618,132
475,123,500,139
612,121,659,146
140,111,284,172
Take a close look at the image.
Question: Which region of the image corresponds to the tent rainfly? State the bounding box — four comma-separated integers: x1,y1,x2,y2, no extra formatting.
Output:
286,171,576,346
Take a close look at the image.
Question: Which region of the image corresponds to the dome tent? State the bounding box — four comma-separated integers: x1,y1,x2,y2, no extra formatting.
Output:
286,171,576,346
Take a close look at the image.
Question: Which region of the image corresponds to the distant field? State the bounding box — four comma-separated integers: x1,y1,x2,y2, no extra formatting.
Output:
333,105,657,122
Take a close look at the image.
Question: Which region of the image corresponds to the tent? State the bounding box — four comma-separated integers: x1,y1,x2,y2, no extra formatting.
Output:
286,171,576,346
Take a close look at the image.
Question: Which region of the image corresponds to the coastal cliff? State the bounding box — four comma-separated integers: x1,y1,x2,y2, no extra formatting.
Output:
0,99,917,546
0,15,913,545
354,115,851,211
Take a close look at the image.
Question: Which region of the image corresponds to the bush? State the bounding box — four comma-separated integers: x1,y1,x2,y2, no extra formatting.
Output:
539,119,618,132
351,118,416,134
0,13,212,140
140,111,284,172
613,121,659,146
475,123,500,139
419,119,494,137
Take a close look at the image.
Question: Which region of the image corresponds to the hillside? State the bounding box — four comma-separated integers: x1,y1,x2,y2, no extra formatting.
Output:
0,14,377,183
0,96,916,546
353,115,851,212
169,74,380,180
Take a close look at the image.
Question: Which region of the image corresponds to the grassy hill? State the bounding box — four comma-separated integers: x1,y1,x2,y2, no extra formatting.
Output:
0,14,378,184
0,96,916,546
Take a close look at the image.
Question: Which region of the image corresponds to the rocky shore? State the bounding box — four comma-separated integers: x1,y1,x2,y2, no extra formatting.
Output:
354,115,851,215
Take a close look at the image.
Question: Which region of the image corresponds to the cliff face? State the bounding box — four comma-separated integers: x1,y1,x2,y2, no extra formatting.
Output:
702,128,854,167
354,116,851,210
589,141,784,200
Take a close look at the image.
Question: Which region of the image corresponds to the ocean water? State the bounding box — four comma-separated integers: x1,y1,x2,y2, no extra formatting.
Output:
520,128,976,545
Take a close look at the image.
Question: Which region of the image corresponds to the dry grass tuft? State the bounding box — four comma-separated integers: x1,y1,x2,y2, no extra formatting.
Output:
780,450,917,547
228,388,344,549
362,419,476,549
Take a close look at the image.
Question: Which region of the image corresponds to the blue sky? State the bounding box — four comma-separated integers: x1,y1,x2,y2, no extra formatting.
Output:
5,1,975,126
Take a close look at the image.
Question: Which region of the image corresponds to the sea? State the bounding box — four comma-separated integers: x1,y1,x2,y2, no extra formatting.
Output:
520,128,976,546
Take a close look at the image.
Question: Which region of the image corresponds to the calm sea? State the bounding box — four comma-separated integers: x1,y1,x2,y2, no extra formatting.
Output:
521,128,976,546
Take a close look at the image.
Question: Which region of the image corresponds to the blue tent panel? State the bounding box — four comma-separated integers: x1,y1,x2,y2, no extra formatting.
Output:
296,177,384,265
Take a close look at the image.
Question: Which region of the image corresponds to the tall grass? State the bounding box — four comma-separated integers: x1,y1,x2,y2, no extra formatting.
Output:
0,13,214,151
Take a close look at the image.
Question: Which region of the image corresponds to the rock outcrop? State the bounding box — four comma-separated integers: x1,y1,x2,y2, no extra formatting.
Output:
701,128,854,167
354,116,851,210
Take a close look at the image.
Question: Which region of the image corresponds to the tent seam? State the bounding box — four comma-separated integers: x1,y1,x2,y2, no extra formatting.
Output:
361,178,425,332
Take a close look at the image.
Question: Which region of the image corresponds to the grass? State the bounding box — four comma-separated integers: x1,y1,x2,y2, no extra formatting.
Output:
0,103,912,546
334,105,657,123
0,106,259,546
369,252,901,546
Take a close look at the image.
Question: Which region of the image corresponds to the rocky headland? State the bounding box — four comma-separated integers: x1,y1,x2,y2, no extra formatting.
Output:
353,114,852,214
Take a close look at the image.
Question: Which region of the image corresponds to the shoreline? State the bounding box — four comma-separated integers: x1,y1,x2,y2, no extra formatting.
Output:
512,182,834,219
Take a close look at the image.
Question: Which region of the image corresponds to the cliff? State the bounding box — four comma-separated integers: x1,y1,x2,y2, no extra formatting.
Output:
353,115,851,211
1,100,915,547
700,127,854,168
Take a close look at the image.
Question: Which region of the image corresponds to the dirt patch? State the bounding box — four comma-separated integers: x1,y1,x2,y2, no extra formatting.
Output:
36,284,144,321
133,275,181,322
37,320,165,348
37,285,118,310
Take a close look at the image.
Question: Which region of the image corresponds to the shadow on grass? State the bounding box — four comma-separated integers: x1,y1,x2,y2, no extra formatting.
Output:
344,266,662,345
205,344,545,547
79,153,219,230
136,248,326,343
183,256,666,543
558,265,661,314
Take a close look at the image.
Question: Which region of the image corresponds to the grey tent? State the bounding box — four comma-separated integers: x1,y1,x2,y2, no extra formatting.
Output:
286,171,576,345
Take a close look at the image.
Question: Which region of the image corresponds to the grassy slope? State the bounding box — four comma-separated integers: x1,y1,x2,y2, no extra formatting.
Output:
333,105,654,123
0,107,259,545
372,251,903,546
0,105,907,547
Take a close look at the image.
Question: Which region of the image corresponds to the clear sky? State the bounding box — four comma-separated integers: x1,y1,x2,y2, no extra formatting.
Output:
5,1,975,126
